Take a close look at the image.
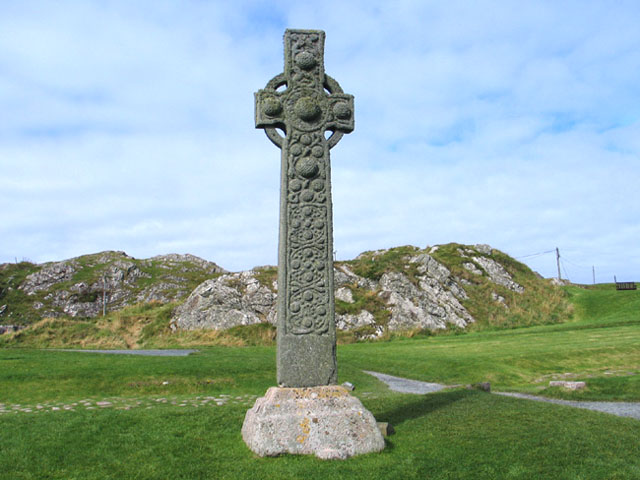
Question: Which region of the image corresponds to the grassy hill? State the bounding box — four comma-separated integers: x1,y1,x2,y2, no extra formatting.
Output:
340,243,571,334
0,243,573,347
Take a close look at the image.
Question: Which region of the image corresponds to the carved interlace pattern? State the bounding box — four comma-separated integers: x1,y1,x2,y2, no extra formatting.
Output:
255,30,354,336
286,131,330,334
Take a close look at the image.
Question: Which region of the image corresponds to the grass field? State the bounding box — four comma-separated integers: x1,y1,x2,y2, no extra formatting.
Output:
1,284,639,479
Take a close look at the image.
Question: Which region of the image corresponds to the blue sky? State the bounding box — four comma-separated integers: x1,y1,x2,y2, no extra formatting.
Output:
1,0,639,284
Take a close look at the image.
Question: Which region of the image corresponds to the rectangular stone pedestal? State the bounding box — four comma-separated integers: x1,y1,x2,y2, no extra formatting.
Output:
241,386,385,460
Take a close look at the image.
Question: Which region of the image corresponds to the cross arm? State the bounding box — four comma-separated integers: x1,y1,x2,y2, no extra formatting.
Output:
255,74,287,148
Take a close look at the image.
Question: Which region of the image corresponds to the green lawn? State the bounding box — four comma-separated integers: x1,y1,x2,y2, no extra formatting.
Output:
566,283,640,327
2,389,639,480
1,284,639,478
340,321,640,401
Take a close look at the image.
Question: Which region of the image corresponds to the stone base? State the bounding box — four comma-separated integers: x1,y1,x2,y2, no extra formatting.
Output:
241,386,385,460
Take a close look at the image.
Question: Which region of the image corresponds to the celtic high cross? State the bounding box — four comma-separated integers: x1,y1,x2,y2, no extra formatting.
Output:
255,29,354,387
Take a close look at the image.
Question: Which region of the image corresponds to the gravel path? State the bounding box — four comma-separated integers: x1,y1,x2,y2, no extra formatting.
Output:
494,392,640,420
54,349,198,356
364,371,447,394
365,371,640,420
0,394,258,415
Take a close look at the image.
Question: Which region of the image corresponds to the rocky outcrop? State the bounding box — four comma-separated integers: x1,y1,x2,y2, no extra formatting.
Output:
2,243,543,337
171,246,527,336
339,251,475,334
3,251,225,322
457,245,524,292
335,310,378,333
379,268,471,332
170,271,276,331
471,256,524,293
19,260,80,294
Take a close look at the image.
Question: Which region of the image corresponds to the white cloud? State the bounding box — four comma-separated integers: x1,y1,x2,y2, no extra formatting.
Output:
1,1,639,284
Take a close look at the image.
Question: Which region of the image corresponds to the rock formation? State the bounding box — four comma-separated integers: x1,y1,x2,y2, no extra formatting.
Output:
171,269,277,331
0,251,225,323
1,243,562,337
170,244,530,337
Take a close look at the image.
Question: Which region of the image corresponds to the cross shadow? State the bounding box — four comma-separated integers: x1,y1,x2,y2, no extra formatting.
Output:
375,389,475,427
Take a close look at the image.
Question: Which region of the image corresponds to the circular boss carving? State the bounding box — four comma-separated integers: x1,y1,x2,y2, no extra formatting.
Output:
301,190,315,202
261,97,282,117
294,97,321,121
296,158,319,178
333,102,351,120
295,51,317,70
311,179,325,192
290,179,302,192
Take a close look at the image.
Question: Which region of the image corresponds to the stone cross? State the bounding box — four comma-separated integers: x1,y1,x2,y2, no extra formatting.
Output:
245,31,382,459
255,29,354,387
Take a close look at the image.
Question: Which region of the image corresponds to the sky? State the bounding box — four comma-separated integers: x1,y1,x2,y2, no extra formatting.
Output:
1,0,639,284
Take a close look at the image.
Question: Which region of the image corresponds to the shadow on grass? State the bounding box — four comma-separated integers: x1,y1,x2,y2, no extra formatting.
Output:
375,389,474,427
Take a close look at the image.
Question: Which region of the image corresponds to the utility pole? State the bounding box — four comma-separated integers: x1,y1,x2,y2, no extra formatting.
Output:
592,266,595,285
556,247,561,281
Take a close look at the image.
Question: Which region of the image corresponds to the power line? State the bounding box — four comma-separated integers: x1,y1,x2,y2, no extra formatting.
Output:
561,255,591,270
517,248,603,283
516,250,555,259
